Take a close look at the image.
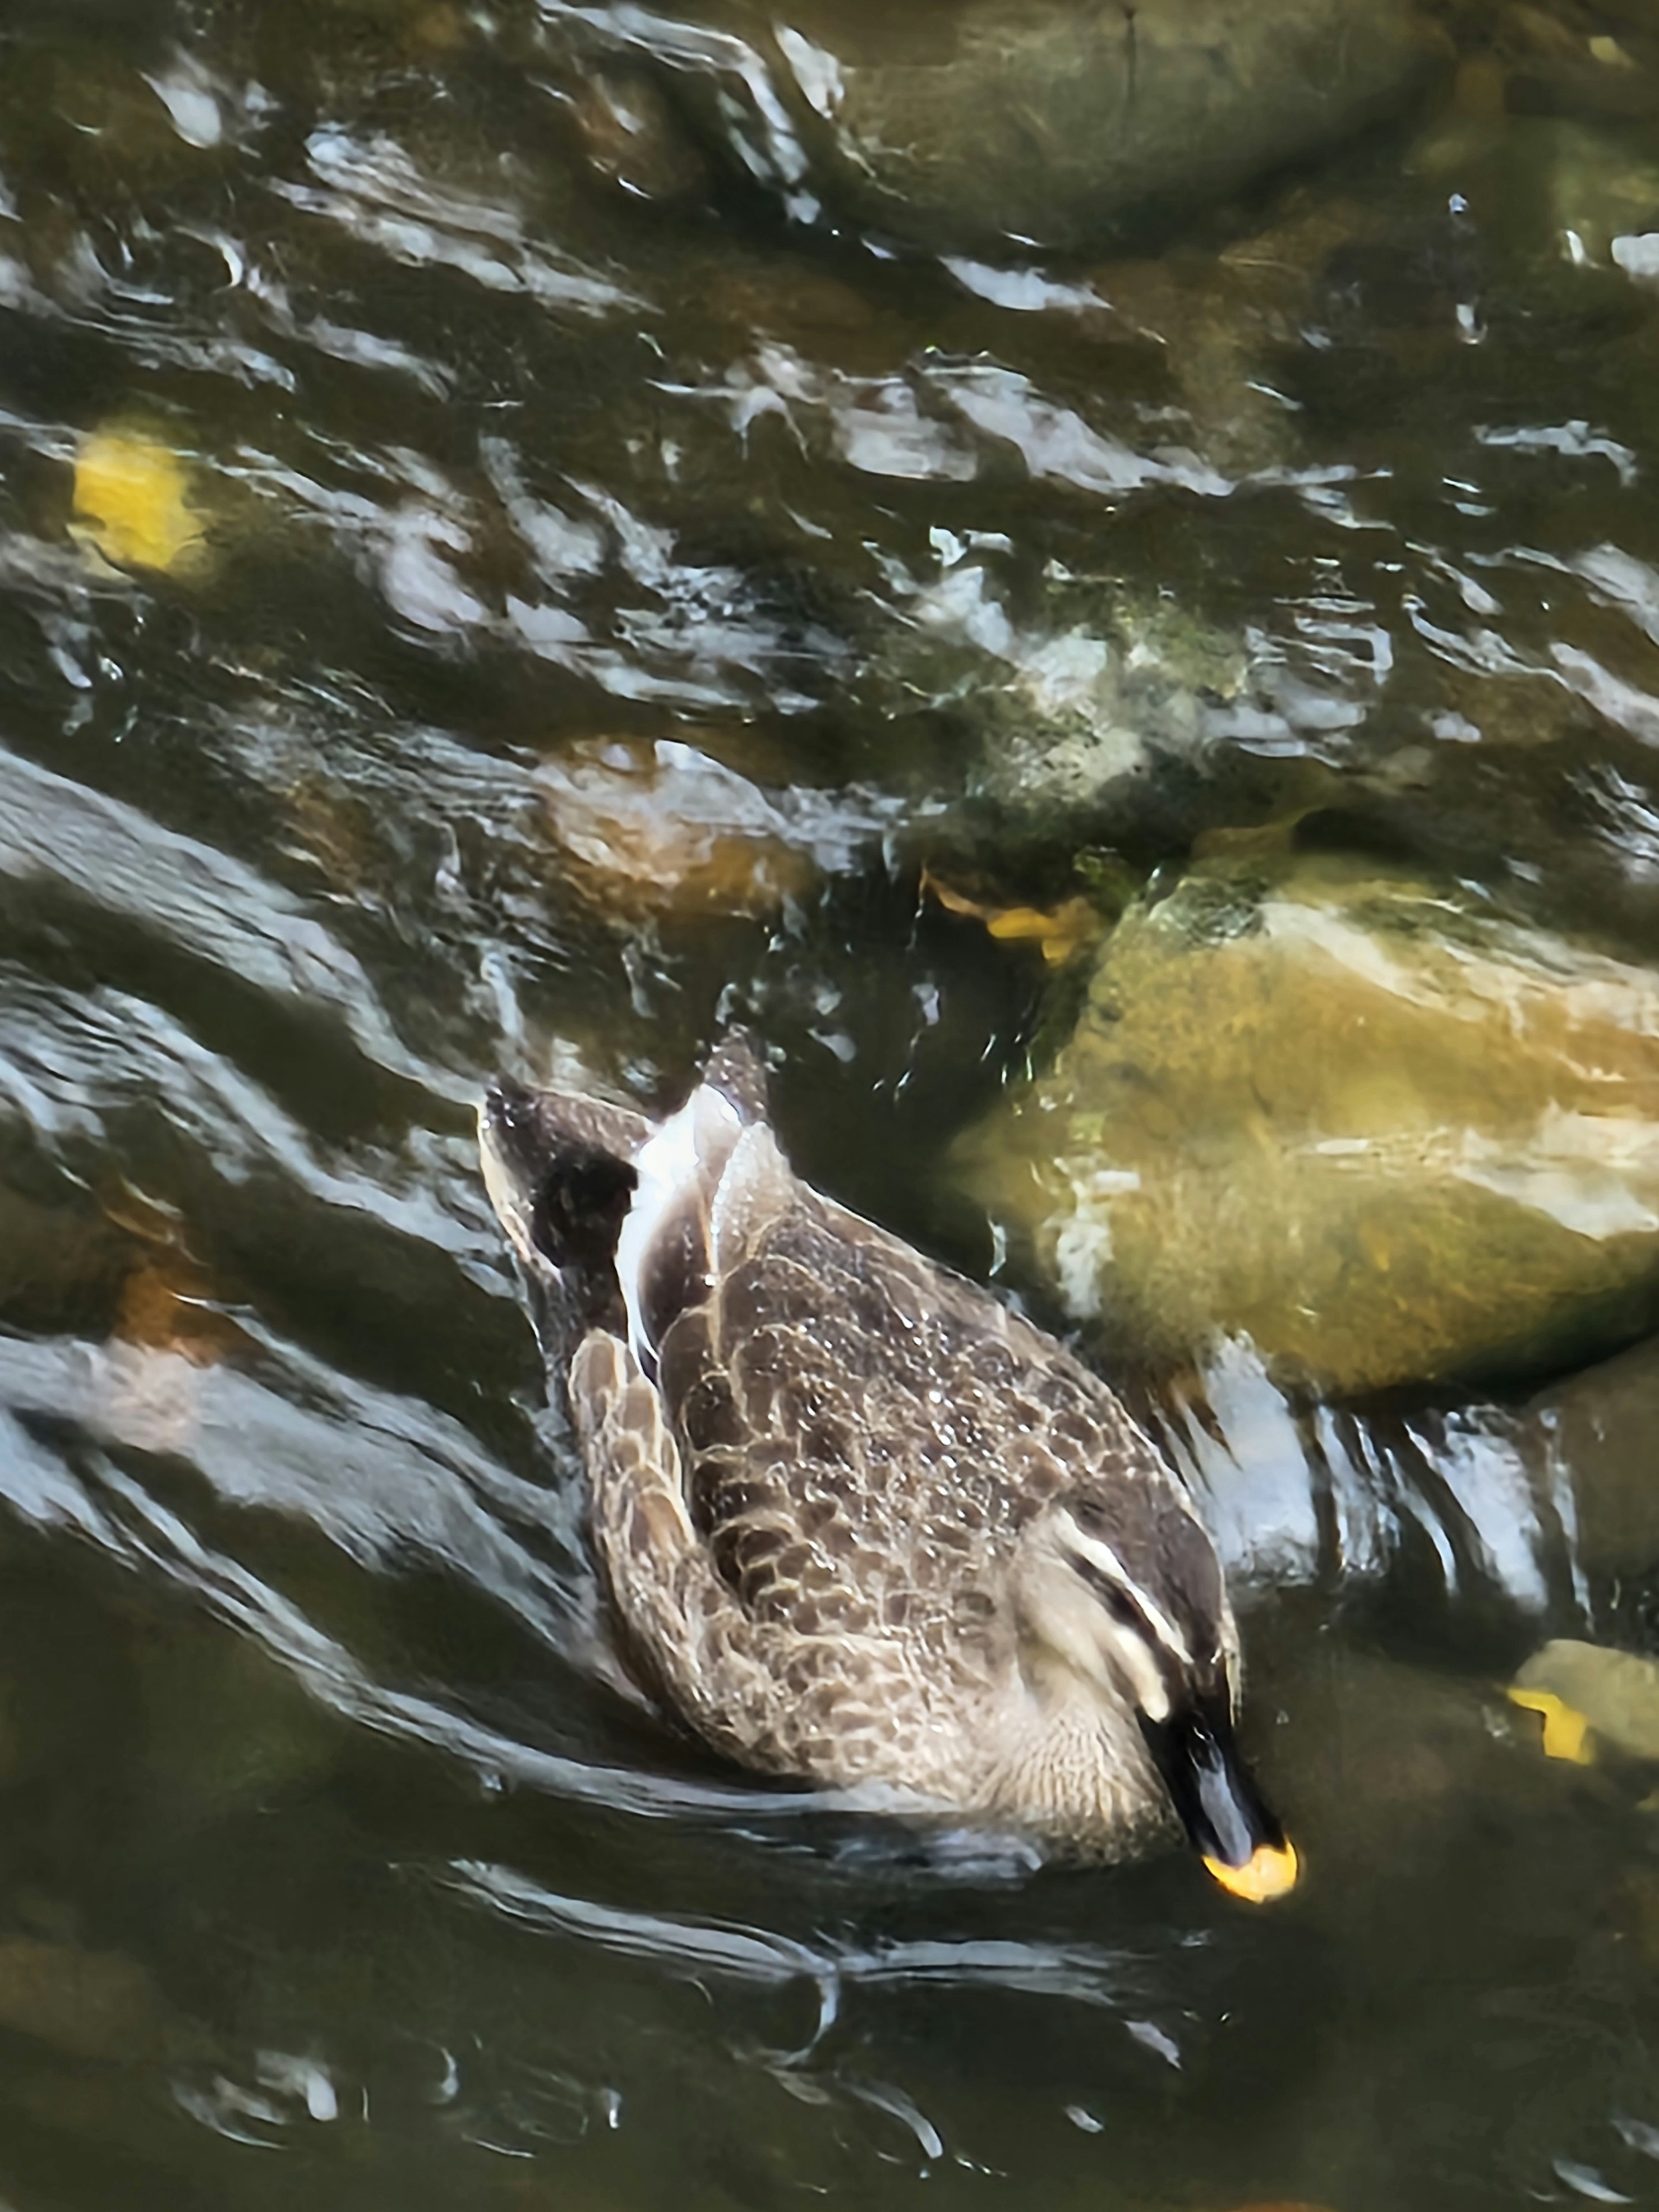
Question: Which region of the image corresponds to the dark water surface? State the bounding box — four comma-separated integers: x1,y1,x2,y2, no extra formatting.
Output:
6,3,1659,2208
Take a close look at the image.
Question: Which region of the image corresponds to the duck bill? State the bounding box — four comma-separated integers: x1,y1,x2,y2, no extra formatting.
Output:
1141,1694,1298,1904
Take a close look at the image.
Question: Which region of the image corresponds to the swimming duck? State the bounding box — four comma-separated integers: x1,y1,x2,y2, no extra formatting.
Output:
480,1035,1296,1901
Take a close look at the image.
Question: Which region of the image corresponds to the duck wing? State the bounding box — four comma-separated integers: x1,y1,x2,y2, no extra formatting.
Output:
658,1122,1135,1600
573,1052,1168,1791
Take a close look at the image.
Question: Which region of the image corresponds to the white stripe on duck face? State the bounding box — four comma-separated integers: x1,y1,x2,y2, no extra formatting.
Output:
1053,1511,1195,1670
614,1082,741,1373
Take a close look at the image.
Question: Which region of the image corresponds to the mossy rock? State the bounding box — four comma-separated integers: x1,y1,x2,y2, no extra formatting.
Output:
958,850,1659,1393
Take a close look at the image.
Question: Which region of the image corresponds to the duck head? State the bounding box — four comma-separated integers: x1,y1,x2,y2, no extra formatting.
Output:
1012,1489,1297,1902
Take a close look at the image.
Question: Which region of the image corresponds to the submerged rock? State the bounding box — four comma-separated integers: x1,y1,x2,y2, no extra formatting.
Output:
537,735,816,921
0,1938,164,2065
885,558,1364,844
958,848,1659,1393
738,0,1448,255
535,734,907,924
567,67,712,203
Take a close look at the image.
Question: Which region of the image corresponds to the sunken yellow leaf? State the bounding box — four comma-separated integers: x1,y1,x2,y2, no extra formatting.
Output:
1512,1639,1659,1766
920,865,1097,965
1508,1687,1593,1764
73,429,205,574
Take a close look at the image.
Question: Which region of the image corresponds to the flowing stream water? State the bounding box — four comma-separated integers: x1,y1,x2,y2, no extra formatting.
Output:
5,3,1659,2208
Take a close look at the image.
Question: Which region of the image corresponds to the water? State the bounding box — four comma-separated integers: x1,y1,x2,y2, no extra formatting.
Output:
5,2,1659,2205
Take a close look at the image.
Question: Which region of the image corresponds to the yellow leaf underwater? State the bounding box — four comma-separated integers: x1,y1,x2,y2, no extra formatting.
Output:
1508,1687,1594,1764
919,865,1098,964
72,428,205,574
1512,1638,1659,1765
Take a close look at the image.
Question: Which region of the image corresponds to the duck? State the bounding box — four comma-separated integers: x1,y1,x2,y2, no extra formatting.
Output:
479,1033,1297,1901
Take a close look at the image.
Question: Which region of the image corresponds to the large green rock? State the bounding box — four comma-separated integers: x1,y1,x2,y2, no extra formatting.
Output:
752,0,1449,254
958,849,1659,1393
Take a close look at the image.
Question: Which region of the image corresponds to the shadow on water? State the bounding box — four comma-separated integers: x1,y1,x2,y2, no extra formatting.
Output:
7,0,1659,2206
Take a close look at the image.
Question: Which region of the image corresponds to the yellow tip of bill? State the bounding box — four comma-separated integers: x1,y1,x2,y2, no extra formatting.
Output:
1203,1839,1300,1904
1507,1687,1593,1764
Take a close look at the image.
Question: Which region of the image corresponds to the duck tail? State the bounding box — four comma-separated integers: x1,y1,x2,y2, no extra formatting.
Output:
479,1080,654,1342
480,1034,772,1360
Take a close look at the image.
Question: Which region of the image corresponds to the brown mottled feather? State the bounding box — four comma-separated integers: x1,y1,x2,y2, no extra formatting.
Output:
483,1039,1231,1847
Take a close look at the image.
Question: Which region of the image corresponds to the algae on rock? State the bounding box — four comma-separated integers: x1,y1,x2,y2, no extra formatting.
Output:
958,849,1659,1394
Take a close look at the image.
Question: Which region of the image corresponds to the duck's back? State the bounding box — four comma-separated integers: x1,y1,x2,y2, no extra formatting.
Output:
566,1080,1174,1790
651,1128,1068,1608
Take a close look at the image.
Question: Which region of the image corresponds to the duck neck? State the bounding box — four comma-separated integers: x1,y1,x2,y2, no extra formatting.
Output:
983,1657,1172,1853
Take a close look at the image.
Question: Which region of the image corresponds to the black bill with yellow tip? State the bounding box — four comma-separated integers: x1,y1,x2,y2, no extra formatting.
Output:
1140,1692,1299,1904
